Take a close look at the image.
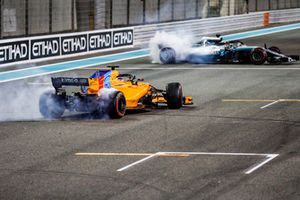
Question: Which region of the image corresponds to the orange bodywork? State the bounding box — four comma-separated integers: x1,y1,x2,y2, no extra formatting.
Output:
110,70,153,109
86,69,193,110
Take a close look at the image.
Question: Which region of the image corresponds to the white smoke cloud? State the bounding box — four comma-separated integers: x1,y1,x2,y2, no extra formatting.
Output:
149,31,194,63
0,76,125,121
0,76,53,121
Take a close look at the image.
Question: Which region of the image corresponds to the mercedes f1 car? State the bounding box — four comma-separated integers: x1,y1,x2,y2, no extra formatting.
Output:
158,36,299,65
39,66,193,119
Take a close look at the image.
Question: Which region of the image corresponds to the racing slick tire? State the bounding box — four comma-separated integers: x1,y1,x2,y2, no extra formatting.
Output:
166,82,183,109
250,48,268,65
160,47,176,64
39,91,65,119
107,91,126,119
268,46,281,54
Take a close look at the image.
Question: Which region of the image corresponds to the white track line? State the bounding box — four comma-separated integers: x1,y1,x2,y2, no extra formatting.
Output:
117,152,279,174
117,153,158,172
260,100,281,109
245,154,279,174
159,152,271,156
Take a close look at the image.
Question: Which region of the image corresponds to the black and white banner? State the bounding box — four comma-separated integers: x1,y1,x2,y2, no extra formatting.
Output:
0,28,134,65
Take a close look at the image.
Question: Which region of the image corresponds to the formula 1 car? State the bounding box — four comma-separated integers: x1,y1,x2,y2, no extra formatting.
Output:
39,66,193,119
159,36,299,65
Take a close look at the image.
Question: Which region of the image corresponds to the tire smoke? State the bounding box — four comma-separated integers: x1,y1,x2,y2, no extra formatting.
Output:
0,77,53,121
149,31,194,63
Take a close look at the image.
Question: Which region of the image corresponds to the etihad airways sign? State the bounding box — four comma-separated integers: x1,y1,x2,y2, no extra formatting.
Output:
0,28,134,66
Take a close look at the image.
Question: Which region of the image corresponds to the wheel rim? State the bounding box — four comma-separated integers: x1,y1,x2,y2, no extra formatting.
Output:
160,48,175,63
253,52,263,61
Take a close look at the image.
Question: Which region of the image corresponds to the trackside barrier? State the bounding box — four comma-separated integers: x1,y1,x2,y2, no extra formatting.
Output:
269,8,300,24
264,12,270,27
133,8,300,47
1,8,300,67
0,27,134,67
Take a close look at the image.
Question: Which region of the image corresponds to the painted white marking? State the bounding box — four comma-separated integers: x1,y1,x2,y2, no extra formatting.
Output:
260,100,280,109
117,153,158,172
245,154,279,174
116,152,279,174
159,152,271,156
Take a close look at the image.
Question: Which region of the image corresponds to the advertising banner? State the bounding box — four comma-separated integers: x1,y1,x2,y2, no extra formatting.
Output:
0,27,134,66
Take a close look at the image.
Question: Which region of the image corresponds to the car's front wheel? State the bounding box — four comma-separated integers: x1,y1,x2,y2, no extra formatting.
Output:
166,82,183,109
268,46,281,54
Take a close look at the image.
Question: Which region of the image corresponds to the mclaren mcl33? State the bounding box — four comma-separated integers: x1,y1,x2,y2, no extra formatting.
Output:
39,66,193,119
158,36,299,65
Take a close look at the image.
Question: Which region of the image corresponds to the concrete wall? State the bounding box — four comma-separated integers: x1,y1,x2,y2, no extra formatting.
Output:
28,0,49,35
129,0,143,25
159,0,172,22
94,0,107,29
52,0,72,32
112,0,127,26
145,0,158,23
186,0,197,19
1,0,26,37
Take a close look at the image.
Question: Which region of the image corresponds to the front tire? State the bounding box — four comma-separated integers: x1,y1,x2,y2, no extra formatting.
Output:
166,82,183,109
160,47,176,64
39,91,65,119
250,48,267,65
268,46,281,54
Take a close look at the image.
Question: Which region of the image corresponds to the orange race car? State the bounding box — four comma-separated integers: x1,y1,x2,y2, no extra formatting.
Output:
39,66,193,119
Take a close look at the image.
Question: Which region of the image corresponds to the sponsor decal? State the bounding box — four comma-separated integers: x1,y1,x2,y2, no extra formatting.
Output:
31,37,60,59
0,28,134,66
61,34,88,55
0,40,29,64
89,32,111,51
113,29,133,47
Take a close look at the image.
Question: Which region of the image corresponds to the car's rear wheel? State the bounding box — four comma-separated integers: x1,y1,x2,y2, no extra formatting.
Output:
250,48,267,65
107,91,126,119
39,91,65,119
166,82,183,109
160,47,176,64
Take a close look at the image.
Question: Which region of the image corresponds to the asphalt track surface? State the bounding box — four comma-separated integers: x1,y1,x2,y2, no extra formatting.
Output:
0,29,300,200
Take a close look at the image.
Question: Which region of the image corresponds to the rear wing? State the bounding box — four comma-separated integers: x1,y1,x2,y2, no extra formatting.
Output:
51,70,112,94
52,77,89,89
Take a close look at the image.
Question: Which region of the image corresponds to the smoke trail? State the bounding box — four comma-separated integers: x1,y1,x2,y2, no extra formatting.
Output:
149,31,194,63
0,76,53,121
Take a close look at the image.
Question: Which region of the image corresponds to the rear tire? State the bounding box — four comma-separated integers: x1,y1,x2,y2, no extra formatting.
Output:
250,48,267,65
107,91,126,119
160,47,176,64
39,91,65,119
166,82,183,109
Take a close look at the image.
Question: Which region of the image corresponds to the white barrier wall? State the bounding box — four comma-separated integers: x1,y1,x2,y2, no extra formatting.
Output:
269,8,300,23
133,8,300,47
0,27,134,66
